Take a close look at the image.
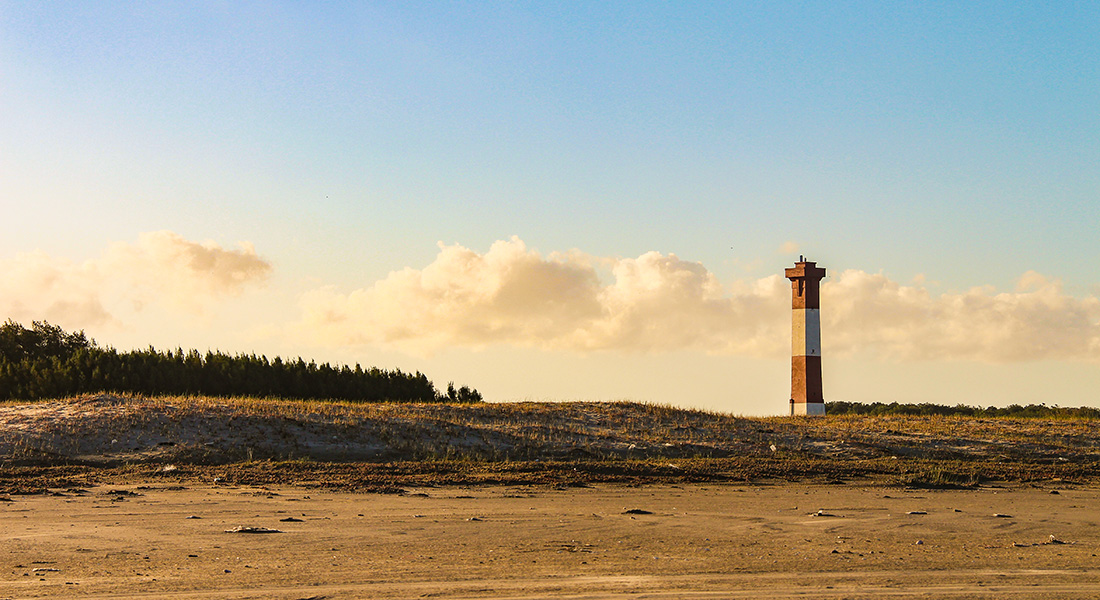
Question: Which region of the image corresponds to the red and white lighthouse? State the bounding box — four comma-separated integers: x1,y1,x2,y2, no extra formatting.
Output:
786,257,826,416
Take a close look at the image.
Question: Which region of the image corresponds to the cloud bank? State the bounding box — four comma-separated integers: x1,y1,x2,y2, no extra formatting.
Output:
0,231,271,328
299,237,787,356
824,269,1100,362
9,233,1094,364
298,237,1100,363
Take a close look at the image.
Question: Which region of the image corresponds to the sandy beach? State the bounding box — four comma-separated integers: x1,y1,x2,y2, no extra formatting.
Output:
3,482,1099,599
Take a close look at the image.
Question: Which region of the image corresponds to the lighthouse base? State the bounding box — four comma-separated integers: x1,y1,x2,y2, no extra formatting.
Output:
790,401,826,416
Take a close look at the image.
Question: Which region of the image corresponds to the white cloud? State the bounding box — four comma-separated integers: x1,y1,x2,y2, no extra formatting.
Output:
0,231,271,329
298,237,789,357
15,233,1095,365
0,250,113,327
101,231,271,312
297,237,1100,363
824,269,1100,362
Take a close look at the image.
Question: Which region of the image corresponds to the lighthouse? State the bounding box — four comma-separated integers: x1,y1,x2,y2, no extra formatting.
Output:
786,257,826,416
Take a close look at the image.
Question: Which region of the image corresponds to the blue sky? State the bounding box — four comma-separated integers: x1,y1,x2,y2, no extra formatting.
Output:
2,2,1098,413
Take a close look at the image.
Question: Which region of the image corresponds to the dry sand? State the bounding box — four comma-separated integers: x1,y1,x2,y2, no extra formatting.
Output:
3,482,1100,599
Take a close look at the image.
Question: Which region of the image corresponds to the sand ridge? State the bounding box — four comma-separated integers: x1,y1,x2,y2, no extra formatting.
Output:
3,394,1100,474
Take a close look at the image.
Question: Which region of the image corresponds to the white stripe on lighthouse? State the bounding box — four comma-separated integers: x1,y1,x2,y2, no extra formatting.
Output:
791,308,821,357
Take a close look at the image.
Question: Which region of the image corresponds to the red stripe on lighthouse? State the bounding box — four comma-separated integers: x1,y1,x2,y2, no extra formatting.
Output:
791,355,823,403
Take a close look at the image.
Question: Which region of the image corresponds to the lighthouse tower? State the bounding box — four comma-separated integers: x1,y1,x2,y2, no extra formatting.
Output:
786,257,826,416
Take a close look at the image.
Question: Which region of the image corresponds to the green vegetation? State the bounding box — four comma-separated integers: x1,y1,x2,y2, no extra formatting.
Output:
827,400,1100,419
0,320,481,403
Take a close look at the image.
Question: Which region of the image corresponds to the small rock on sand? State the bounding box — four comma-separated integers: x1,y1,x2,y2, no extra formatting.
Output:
993,513,1014,518
224,526,282,534
623,509,653,515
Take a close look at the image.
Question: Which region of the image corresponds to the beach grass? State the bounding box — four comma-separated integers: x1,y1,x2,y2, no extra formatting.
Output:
2,393,1098,490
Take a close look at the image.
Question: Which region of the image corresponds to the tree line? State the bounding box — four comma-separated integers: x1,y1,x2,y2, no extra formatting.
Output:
827,400,1100,419
0,320,481,403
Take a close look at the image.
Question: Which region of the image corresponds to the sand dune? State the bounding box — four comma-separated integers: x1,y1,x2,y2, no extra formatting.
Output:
3,394,1098,471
